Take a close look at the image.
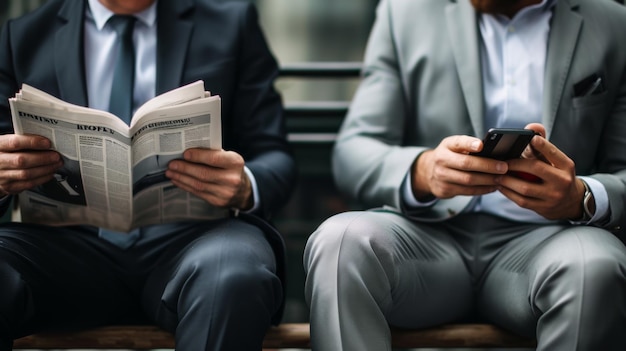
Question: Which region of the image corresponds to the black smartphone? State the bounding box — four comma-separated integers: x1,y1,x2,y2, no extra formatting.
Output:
470,128,537,161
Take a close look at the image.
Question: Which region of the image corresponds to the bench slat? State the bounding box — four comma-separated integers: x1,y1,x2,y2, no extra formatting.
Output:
13,325,175,350
391,324,536,348
13,323,535,349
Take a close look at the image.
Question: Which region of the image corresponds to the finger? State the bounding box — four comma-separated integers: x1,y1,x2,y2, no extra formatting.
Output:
169,177,206,198
497,184,544,209
463,154,509,174
1,161,64,180
182,148,222,167
183,148,243,169
523,123,546,138
169,178,231,208
166,166,208,188
497,172,545,195
0,134,52,152
441,136,508,174
506,158,544,183
440,166,503,186
167,160,224,185
430,167,499,197
517,124,542,160
166,164,235,192
442,135,483,154
434,182,498,198
528,136,572,169
497,174,549,202
0,151,62,171
440,148,508,174
0,172,58,195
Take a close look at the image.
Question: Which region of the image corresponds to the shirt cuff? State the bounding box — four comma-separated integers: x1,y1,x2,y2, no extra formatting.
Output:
401,171,438,208
240,166,260,214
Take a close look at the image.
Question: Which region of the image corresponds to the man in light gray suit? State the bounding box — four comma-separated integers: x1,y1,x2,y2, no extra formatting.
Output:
304,0,626,350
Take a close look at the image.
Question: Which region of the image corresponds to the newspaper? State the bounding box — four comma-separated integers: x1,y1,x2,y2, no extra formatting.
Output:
9,80,229,232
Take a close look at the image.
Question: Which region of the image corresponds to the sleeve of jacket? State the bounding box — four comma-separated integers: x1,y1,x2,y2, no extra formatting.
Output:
229,4,296,221
0,20,18,135
0,21,18,218
332,0,425,211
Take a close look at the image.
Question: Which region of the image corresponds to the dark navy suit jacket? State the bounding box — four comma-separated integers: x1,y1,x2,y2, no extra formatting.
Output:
0,0,296,323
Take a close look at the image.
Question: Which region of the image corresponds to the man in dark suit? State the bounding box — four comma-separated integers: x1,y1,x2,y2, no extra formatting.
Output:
0,0,296,350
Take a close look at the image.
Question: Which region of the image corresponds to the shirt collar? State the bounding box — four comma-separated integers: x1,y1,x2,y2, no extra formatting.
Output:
87,0,158,30
522,0,557,15
481,0,557,23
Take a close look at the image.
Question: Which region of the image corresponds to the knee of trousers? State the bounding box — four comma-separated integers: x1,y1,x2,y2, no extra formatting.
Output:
172,253,282,310
304,211,397,285
532,227,626,298
0,262,32,335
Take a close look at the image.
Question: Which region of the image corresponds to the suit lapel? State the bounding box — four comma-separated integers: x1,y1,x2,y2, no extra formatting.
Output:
543,0,582,138
156,0,195,94
55,0,88,106
446,0,484,137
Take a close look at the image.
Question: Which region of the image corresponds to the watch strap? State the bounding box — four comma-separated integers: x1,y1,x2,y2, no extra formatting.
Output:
580,179,594,222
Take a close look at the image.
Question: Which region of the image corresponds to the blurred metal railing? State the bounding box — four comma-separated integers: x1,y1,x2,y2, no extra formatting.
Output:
280,61,361,144
279,61,362,78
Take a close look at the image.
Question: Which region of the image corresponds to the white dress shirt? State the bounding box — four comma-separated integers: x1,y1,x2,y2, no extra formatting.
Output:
403,0,608,224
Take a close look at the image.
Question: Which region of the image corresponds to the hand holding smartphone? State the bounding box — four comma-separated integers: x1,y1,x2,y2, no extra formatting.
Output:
470,128,541,182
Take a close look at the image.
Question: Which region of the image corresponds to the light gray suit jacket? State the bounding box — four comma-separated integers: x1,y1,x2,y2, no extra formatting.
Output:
333,0,626,237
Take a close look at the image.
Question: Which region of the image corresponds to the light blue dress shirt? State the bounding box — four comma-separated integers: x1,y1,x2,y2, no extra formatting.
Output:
85,0,157,117
403,0,608,224
84,0,260,239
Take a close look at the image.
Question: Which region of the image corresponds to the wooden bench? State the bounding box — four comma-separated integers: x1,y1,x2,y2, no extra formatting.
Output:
13,323,536,349
10,63,536,349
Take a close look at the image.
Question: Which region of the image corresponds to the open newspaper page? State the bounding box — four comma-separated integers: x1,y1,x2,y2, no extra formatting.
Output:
129,95,227,228
9,81,227,232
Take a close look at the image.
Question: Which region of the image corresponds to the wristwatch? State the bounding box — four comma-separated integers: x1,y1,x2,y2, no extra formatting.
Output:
579,179,594,222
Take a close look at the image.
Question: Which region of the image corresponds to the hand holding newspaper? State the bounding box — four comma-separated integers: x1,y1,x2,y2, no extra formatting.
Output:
9,80,228,232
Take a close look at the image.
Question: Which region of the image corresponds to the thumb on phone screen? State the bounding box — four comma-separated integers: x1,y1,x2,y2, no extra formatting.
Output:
521,123,548,163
